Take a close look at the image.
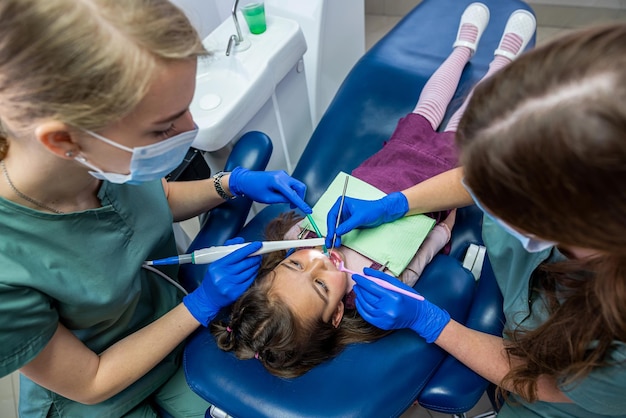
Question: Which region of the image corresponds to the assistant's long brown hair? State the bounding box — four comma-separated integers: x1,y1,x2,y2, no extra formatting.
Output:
211,212,390,378
457,24,626,401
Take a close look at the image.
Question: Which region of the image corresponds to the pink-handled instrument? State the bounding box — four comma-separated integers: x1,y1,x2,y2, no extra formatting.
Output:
337,261,424,301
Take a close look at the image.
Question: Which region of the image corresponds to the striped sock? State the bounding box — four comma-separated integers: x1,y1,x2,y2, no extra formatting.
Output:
411,25,477,130
444,33,524,132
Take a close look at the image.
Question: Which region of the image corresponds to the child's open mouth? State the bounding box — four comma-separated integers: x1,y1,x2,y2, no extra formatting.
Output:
328,250,344,269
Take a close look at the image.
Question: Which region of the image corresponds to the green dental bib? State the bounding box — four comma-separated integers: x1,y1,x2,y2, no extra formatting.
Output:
305,172,435,276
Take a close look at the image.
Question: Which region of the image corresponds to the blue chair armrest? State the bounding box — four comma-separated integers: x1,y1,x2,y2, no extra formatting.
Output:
449,205,485,260
418,255,505,414
178,131,272,292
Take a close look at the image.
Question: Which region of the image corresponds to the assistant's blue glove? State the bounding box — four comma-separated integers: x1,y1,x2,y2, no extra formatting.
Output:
352,268,450,343
325,191,408,248
229,167,312,214
183,238,263,326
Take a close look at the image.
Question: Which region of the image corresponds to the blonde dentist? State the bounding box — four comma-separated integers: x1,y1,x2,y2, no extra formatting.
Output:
0,0,311,417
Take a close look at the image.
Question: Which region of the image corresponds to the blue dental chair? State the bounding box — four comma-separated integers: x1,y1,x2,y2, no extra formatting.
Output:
181,0,535,416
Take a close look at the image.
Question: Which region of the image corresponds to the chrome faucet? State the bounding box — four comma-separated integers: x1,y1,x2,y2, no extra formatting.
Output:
226,0,244,56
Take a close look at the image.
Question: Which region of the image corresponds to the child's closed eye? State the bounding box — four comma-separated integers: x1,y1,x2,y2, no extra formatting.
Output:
314,278,328,293
289,260,302,269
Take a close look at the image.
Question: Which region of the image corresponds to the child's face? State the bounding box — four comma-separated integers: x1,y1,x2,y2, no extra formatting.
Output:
270,249,349,327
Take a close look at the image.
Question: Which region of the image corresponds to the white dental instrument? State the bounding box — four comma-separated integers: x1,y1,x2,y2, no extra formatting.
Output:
146,238,325,266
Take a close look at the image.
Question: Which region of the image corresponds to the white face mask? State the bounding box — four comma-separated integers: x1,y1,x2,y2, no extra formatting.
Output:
75,127,198,185
462,179,555,253
491,218,555,253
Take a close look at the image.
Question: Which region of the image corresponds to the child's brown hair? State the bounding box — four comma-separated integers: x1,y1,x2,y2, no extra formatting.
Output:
210,212,391,378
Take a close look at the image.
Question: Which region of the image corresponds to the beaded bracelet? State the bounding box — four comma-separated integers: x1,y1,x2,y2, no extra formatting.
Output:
212,171,235,200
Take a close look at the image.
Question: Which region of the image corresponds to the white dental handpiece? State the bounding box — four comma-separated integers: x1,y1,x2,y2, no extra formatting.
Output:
146,238,325,265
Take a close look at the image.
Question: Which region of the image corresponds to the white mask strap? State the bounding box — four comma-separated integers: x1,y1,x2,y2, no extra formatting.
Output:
83,129,134,153
74,154,103,173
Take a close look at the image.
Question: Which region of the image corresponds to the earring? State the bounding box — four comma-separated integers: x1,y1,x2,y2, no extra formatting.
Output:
65,150,74,158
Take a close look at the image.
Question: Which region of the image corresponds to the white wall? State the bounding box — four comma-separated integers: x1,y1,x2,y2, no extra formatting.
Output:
171,0,271,39
170,0,223,38
172,0,365,127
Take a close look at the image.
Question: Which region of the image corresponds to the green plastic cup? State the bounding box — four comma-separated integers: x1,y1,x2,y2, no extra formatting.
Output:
241,3,266,35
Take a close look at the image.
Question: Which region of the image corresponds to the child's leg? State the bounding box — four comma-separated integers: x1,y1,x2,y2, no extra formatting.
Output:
444,10,537,132
412,3,489,130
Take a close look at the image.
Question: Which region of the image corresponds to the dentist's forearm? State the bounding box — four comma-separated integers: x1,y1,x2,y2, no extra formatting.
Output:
163,176,230,222
20,304,201,405
90,304,201,401
402,167,473,215
434,320,572,403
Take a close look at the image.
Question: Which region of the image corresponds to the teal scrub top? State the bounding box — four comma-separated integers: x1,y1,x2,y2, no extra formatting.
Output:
483,217,626,417
0,180,183,417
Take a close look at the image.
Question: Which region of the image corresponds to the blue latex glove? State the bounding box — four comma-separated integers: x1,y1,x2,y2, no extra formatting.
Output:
352,268,450,343
229,167,312,214
183,238,263,326
325,191,408,248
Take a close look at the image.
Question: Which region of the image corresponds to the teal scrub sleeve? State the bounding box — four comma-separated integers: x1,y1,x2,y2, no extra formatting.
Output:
0,282,58,376
560,342,626,415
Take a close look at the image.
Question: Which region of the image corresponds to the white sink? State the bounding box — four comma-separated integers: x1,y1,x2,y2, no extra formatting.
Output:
194,55,250,112
190,14,307,152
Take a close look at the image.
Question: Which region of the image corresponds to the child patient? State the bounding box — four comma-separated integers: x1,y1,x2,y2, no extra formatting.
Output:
210,3,535,378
